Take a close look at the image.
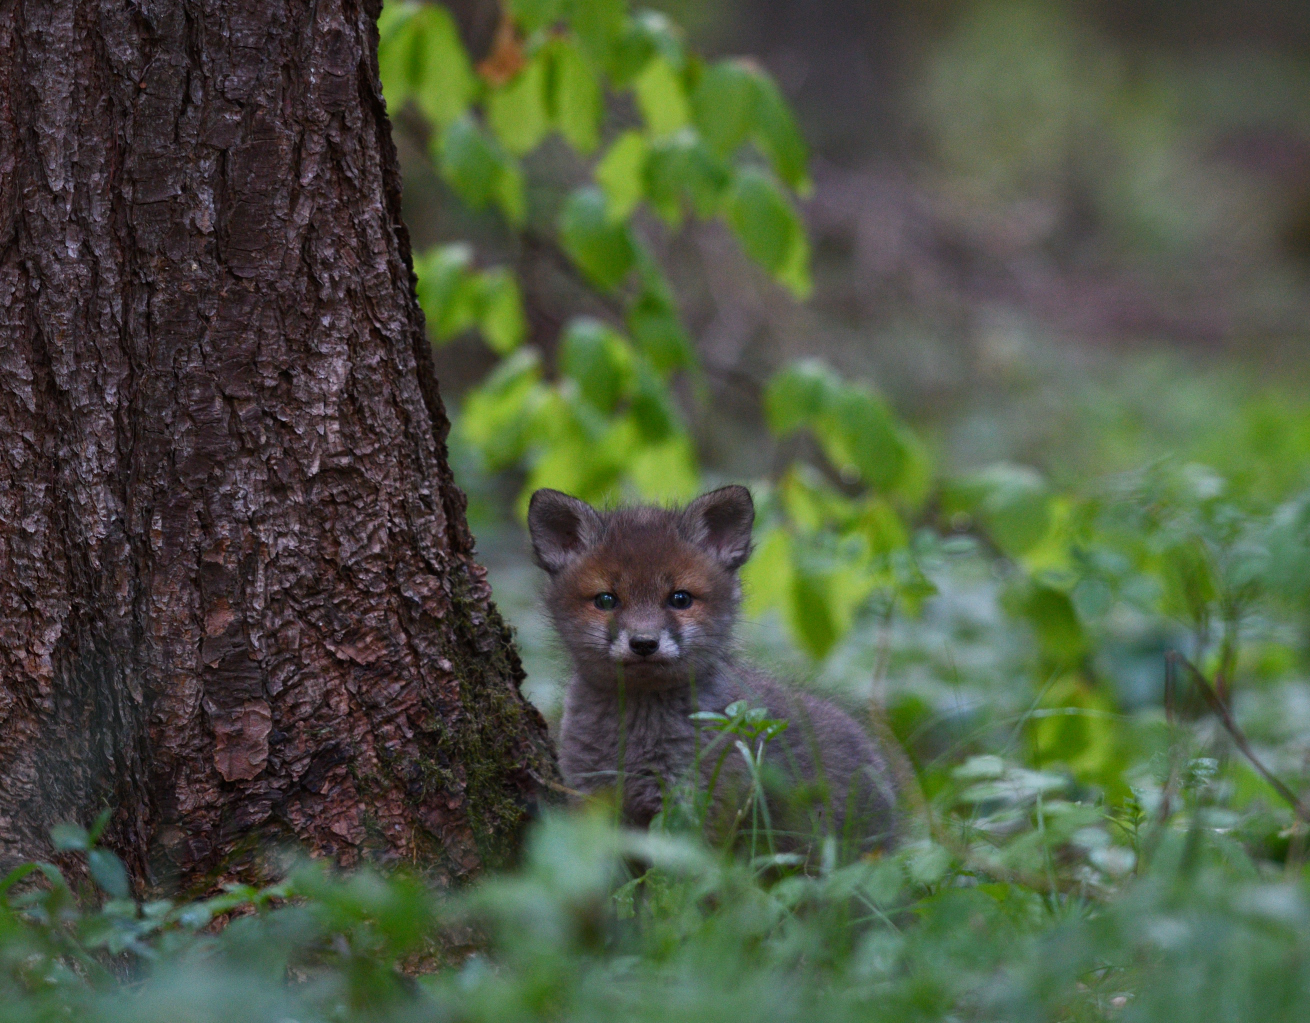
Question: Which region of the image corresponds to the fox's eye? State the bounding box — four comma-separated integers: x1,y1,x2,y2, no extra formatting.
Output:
668,590,693,610
594,592,618,611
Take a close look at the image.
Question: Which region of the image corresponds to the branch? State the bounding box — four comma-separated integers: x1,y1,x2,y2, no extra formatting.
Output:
1169,651,1310,823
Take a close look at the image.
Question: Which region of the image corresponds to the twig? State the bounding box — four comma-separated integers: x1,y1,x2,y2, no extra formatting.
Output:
1169,651,1310,823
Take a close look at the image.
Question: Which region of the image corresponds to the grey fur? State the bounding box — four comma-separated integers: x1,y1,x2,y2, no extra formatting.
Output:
529,486,901,854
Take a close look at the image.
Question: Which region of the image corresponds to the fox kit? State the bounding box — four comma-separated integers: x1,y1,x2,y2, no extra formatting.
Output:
528,485,900,854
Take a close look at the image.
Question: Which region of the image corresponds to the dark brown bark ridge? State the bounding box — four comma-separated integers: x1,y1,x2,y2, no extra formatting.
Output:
0,0,558,891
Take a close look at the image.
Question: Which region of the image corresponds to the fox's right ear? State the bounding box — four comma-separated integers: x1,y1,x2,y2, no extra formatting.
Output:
527,489,604,574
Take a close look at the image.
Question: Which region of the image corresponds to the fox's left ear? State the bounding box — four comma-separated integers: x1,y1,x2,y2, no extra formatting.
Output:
527,489,604,574
682,485,755,570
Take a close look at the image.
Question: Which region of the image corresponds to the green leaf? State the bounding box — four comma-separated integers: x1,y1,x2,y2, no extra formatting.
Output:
560,318,633,414
724,168,810,298
548,37,602,153
1029,676,1118,784
479,268,526,354
51,822,90,851
610,10,685,86
87,848,130,900
629,362,676,441
377,2,422,111
412,4,477,128
775,221,812,299
437,115,503,209
635,55,691,137
87,807,113,844
414,244,477,341
567,0,625,69
692,60,757,158
691,59,810,192
628,292,692,376
595,130,649,222
0,862,40,899
559,186,636,290
819,385,907,492
644,129,730,224
904,842,953,887
1009,582,1087,663
460,348,547,470
742,528,793,619
509,0,564,35
495,161,527,225
437,116,525,226
625,252,693,375
628,433,700,502
955,464,1053,559
487,53,550,156
750,71,811,194
764,359,838,436
789,564,840,660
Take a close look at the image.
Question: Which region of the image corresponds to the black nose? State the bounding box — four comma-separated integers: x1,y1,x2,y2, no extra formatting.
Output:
629,635,659,657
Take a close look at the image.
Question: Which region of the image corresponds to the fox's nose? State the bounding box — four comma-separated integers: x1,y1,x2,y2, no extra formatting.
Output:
629,635,659,657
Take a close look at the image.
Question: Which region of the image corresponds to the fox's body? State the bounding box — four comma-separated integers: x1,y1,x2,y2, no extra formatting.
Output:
529,487,900,853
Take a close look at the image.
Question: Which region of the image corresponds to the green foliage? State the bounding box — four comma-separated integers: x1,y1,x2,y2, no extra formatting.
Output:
379,0,804,510
12,768,1310,1022
414,244,525,353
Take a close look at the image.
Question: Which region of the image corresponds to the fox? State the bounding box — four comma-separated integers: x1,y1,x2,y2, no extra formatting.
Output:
527,484,901,855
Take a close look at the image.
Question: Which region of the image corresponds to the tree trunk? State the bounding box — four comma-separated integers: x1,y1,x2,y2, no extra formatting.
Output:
0,0,558,892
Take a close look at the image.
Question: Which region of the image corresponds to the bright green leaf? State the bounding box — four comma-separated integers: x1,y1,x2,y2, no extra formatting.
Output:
478,269,526,354
487,54,550,156
377,3,422,111
635,55,691,137
742,528,793,618
495,160,527,225
627,433,699,502
596,130,649,222
548,37,602,153
412,5,477,128
459,348,548,470
610,10,685,85
414,244,476,341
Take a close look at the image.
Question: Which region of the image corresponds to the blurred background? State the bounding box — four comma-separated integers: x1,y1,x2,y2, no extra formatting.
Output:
391,1,1310,791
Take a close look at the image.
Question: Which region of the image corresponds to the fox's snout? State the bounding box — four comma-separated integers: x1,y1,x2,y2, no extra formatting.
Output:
628,635,659,657
608,625,682,664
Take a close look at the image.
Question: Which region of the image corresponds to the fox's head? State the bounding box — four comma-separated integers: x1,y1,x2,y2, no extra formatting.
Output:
527,486,755,691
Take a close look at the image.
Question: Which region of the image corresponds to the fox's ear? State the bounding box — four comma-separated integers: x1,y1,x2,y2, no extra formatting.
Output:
682,485,754,570
527,489,604,574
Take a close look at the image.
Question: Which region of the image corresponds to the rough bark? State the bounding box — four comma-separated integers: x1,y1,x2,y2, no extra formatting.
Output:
0,0,558,892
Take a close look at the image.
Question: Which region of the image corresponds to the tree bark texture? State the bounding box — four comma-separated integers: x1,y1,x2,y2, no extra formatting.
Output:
0,0,558,891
